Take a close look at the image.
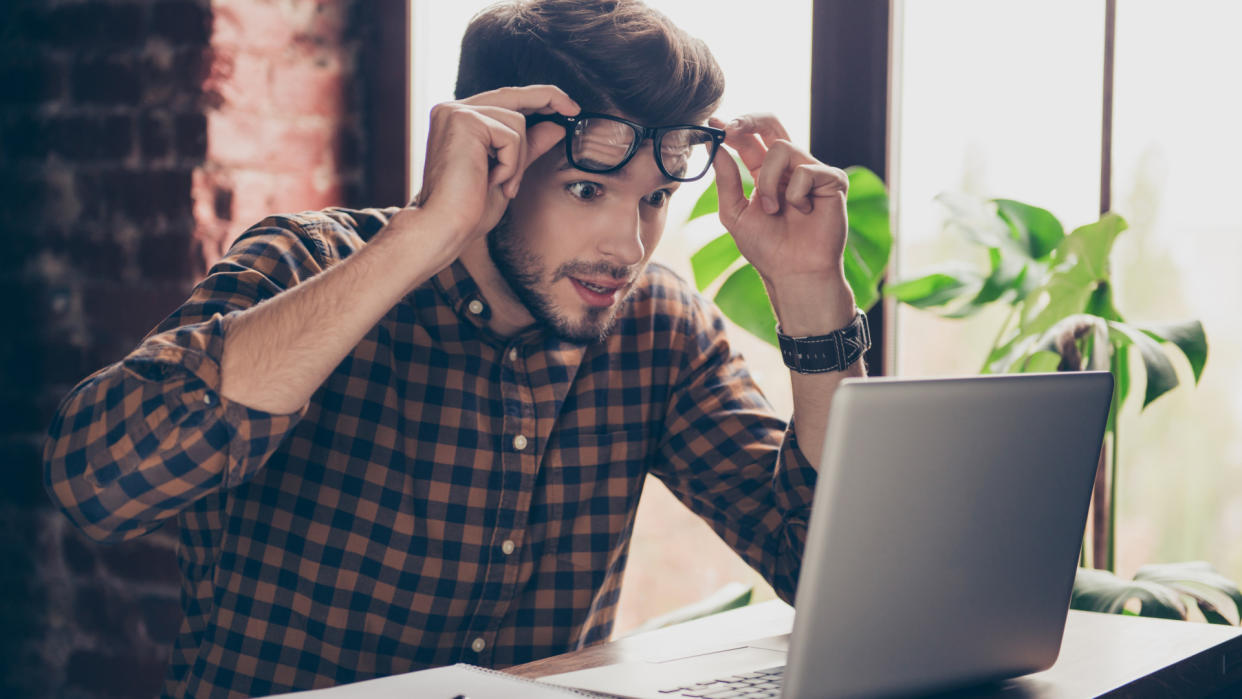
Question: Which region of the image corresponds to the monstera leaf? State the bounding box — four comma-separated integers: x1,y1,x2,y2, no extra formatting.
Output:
1072,563,1242,626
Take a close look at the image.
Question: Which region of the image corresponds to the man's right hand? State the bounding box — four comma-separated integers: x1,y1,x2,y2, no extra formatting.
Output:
405,84,580,256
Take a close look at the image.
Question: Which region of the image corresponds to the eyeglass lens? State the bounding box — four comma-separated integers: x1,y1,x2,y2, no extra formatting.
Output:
569,117,716,181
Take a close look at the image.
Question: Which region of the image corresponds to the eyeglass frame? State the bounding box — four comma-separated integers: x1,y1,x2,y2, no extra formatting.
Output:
526,111,726,182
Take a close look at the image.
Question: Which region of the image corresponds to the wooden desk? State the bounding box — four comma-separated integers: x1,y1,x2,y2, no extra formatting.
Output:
507,600,1242,697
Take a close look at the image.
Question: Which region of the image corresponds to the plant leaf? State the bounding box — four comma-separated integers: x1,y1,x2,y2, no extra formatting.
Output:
714,264,778,347
1020,350,1062,373
988,214,1129,372
843,166,892,313
935,193,1009,249
843,245,878,312
1085,281,1125,323
1055,213,1128,281
994,198,1064,261
1108,344,1130,434
688,183,720,223
943,248,1027,319
1110,321,1180,408
690,233,742,291
1138,320,1208,384
1071,567,1188,621
885,268,981,308
1135,561,1242,626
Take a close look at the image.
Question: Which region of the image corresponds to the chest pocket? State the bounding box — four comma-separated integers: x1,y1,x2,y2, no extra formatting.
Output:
539,427,650,562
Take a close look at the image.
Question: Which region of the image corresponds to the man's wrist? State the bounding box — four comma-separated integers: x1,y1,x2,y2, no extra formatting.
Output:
377,207,466,276
765,273,856,336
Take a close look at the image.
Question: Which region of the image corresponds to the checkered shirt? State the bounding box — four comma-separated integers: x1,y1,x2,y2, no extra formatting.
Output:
43,207,818,698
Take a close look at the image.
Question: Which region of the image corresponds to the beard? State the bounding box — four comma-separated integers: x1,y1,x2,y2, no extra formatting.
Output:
486,216,636,345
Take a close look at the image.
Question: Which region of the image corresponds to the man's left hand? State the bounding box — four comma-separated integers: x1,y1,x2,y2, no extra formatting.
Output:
710,113,856,334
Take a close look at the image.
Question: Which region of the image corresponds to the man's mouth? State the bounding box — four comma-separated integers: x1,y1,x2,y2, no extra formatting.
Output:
570,276,627,307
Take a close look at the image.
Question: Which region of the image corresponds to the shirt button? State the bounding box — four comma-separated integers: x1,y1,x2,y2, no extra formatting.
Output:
467,299,485,315
508,347,518,362
501,539,516,555
512,434,528,451
202,393,212,405
471,637,486,653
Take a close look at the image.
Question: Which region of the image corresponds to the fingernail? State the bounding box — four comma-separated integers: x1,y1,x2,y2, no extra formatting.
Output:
727,118,742,130
761,195,778,214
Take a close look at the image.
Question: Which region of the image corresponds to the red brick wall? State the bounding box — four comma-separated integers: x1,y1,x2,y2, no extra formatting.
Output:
0,0,375,695
194,0,367,269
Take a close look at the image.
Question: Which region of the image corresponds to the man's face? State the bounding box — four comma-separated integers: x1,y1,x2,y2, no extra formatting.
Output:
487,138,682,344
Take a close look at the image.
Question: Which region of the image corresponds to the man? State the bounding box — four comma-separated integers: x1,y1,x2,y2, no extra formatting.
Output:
43,0,866,696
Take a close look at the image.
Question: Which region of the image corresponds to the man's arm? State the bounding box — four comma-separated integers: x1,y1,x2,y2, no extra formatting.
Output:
221,85,580,414
710,113,866,469
43,85,579,541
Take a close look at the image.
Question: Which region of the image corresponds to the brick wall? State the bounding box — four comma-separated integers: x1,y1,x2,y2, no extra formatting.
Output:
0,1,375,695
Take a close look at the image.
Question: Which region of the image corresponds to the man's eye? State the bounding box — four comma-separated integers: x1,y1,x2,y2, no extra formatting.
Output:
645,189,673,208
567,182,603,200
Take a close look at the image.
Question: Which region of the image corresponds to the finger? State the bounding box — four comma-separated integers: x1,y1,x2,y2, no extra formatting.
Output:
474,112,522,191
711,145,747,228
470,106,536,198
729,112,792,148
755,142,795,215
721,125,767,179
461,84,581,117
504,121,565,197
786,164,849,215
525,121,565,164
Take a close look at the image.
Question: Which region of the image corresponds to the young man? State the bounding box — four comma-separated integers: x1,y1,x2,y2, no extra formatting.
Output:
43,0,866,696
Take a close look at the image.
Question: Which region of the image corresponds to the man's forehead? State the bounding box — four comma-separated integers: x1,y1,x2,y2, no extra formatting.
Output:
554,156,679,185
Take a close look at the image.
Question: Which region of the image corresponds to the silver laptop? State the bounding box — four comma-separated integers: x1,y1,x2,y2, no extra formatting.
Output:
541,372,1113,698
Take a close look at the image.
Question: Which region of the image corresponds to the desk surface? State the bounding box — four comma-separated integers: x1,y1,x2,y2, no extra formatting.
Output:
507,600,1242,697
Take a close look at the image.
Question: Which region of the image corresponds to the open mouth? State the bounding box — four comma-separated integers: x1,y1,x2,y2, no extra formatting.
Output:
577,279,614,293
570,277,626,307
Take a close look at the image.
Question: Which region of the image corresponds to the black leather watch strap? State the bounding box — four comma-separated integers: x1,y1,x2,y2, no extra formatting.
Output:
777,309,871,374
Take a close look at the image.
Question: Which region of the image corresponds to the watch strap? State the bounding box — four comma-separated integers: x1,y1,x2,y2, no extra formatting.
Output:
777,309,871,374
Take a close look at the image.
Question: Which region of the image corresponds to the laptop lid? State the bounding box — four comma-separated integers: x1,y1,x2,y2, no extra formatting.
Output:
783,371,1113,698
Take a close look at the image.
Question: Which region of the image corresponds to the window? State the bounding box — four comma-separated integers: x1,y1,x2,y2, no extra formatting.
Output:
893,0,1242,581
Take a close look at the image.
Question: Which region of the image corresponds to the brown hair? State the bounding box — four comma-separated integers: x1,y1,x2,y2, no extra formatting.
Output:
454,0,725,125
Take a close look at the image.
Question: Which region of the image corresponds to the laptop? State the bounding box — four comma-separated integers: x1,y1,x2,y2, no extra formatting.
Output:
540,372,1114,699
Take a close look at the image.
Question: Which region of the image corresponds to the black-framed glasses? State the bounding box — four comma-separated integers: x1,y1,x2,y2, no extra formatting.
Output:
527,111,725,182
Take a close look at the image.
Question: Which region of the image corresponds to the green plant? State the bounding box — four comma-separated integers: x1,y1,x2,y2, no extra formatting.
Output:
686,164,892,344
888,194,1236,624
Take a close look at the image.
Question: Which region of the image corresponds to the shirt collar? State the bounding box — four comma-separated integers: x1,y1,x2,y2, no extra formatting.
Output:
429,258,553,348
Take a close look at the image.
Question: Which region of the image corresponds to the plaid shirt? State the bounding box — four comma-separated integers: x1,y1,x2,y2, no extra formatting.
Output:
43,207,818,698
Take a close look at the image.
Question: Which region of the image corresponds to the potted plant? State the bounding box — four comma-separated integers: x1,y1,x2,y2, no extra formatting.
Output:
888,193,1240,623
686,171,1242,625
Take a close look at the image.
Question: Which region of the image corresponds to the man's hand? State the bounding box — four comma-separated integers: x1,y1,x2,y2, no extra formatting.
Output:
407,85,580,256
710,114,855,334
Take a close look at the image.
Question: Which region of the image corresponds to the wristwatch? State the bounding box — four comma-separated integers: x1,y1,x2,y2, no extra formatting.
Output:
777,308,871,374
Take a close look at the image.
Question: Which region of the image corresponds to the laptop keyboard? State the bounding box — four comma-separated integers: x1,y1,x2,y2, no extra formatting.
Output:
657,665,784,698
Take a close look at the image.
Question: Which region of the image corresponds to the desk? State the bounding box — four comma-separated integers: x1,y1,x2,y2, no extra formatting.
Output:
507,600,1242,697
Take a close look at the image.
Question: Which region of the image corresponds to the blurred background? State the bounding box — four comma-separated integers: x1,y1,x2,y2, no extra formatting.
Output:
2,1,1238,696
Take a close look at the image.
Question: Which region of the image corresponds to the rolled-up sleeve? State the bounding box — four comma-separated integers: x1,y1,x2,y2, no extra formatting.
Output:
43,217,332,542
650,294,818,604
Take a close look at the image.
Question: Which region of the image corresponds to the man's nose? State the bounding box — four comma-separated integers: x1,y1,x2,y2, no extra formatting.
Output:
594,204,645,266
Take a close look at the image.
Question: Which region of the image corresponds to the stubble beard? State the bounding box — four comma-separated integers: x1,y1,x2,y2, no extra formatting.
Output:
486,217,635,345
